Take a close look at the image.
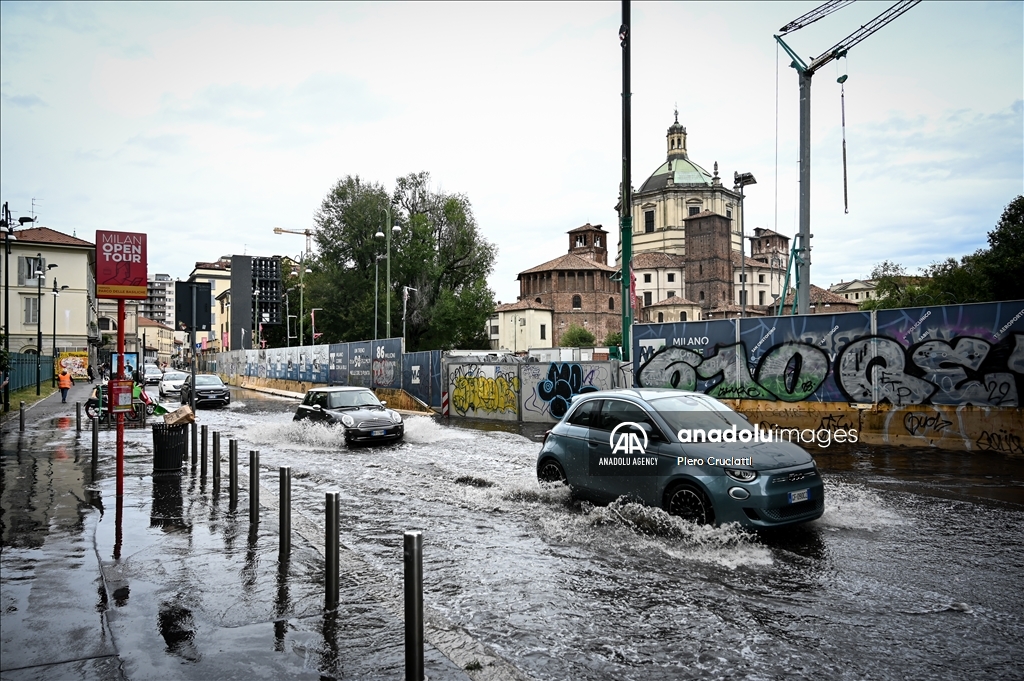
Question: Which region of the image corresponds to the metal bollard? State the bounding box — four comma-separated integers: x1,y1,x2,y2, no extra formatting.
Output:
280,467,291,559
229,439,238,507
191,422,198,466
249,450,260,524
91,415,99,460
19,401,25,432
325,492,339,610
211,432,220,483
404,531,424,681
199,425,208,469
76,402,82,432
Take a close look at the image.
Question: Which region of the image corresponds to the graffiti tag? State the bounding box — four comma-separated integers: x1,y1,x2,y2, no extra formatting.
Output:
536,363,599,418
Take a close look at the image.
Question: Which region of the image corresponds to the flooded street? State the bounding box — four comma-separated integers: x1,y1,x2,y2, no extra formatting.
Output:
198,389,1024,680
4,386,1023,680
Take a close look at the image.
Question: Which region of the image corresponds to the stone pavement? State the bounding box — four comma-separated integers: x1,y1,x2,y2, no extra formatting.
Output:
0,382,478,680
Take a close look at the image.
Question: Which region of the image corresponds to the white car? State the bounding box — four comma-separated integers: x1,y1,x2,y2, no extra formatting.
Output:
158,370,189,398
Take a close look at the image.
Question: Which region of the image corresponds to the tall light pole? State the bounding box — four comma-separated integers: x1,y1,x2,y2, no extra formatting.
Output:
1,205,22,412
273,228,314,345
734,172,756,318
35,255,57,394
374,254,384,341
252,287,260,349
284,286,296,347
310,308,323,345
375,206,400,338
51,278,68,387
402,286,417,349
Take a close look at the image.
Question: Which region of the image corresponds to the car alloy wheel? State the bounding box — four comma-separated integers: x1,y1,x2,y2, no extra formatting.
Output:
538,459,567,484
665,485,715,525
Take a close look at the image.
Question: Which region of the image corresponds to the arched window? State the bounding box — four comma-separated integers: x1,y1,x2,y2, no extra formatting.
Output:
680,311,687,321
572,295,582,309
608,297,614,310
657,312,664,323
699,291,705,302
535,297,542,304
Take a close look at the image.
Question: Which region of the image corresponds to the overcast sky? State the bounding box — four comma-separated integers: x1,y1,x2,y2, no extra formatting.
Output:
2,1,1021,305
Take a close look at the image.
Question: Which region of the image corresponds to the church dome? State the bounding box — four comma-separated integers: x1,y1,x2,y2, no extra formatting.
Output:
639,156,713,192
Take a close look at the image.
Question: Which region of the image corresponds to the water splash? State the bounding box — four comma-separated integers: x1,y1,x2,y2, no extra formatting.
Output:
814,479,904,532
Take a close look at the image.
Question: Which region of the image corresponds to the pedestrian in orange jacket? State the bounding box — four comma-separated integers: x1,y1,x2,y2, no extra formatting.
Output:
58,370,75,403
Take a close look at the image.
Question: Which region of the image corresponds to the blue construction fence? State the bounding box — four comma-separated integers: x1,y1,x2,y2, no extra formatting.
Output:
5,352,55,392
632,300,1024,407
207,339,444,409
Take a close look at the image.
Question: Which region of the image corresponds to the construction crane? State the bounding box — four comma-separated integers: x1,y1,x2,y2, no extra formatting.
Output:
272,226,314,255
775,0,920,314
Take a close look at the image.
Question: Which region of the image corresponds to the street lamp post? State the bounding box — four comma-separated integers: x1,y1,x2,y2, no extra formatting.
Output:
284,286,296,347
1,204,21,412
289,257,312,346
50,278,69,387
402,286,417,349
374,254,384,341
374,206,401,338
35,255,58,394
310,308,323,345
252,287,260,349
734,172,757,318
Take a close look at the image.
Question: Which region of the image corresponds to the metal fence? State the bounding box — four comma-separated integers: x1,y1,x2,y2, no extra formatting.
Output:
6,352,54,392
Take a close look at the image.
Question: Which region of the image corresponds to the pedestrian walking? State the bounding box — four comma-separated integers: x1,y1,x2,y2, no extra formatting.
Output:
87,365,95,383
58,370,75,403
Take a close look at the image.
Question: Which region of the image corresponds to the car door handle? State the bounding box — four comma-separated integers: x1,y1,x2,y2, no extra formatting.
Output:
588,441,599,448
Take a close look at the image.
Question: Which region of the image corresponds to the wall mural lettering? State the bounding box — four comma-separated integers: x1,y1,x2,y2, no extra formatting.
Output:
535,363,599,418
449,364,521,417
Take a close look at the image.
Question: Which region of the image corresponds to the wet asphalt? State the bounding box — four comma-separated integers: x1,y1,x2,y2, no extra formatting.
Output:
0,381,474,681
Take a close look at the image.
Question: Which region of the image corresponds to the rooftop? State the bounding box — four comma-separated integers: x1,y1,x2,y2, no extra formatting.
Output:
1,226,94,248
519,252,617,276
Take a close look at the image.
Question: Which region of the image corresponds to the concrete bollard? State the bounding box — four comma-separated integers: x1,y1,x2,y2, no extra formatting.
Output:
249,450,260,524
404,531,424,681
19,401,25,432
229,439,238,507
199,425,207,469
279,467,291,559
325,492,339,610
76,402,82,432
211,431,220,484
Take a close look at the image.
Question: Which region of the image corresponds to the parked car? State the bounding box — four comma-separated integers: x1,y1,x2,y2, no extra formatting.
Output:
143,364,164,385
536,388,825,528
180,374,231,408
294,386,404,446
158,370,189,398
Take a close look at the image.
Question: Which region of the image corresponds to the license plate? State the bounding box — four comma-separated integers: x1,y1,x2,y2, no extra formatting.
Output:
788,489,810,504
371,429,386,437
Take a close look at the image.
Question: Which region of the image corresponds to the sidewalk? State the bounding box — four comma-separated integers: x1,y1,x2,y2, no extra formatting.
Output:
0,383,475,680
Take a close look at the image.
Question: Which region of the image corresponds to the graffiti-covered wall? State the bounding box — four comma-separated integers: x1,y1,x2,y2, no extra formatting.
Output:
633,301,1024,408
520,361,615,422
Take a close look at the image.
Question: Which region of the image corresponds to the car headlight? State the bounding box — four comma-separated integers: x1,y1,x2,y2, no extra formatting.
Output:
388,410,402,424
725,468,758,483
340,414,355,427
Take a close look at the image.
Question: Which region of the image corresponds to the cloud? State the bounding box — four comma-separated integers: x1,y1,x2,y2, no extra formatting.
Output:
1,92,46,108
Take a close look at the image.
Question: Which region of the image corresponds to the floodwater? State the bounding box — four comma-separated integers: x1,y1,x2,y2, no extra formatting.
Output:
186,390,1024,680
4,387,1023,680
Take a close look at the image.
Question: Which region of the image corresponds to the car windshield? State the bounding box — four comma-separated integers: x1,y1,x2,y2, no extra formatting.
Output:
646,394,754,433
163,372,187,381
194,375,224,386
327,391,381,409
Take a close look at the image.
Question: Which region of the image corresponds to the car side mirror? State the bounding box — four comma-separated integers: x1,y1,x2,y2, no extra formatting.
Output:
312,404,323,411
380,400,387,407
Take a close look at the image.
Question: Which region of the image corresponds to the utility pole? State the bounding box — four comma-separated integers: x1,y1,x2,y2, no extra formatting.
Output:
619,0,632,362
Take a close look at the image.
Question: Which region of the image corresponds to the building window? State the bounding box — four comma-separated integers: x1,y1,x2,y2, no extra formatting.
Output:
688,206,700,216
608,297,614,310
667,291,675,298
739,290,747,305
699,264,703,276
667,273,675,282
643,273,652,283
758,274,765,283
572,295,582,309
726,207,733,219
535,297,542,303
680,311,687,321
540,324,546,340
644,210,654,233
490,325,499,335
657,312,664,323
699,290,705,302
643,291,652,306
759,291,765,306
855,292,860,300
24,297,39,325
739,274,747,283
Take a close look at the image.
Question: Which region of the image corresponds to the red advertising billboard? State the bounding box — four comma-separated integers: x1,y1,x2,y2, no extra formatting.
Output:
96,230,148,299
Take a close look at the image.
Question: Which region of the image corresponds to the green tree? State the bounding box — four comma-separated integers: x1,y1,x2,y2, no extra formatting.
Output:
604,331,623,347
979,195,1024,301
307,172,496,350
560,324,596,347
